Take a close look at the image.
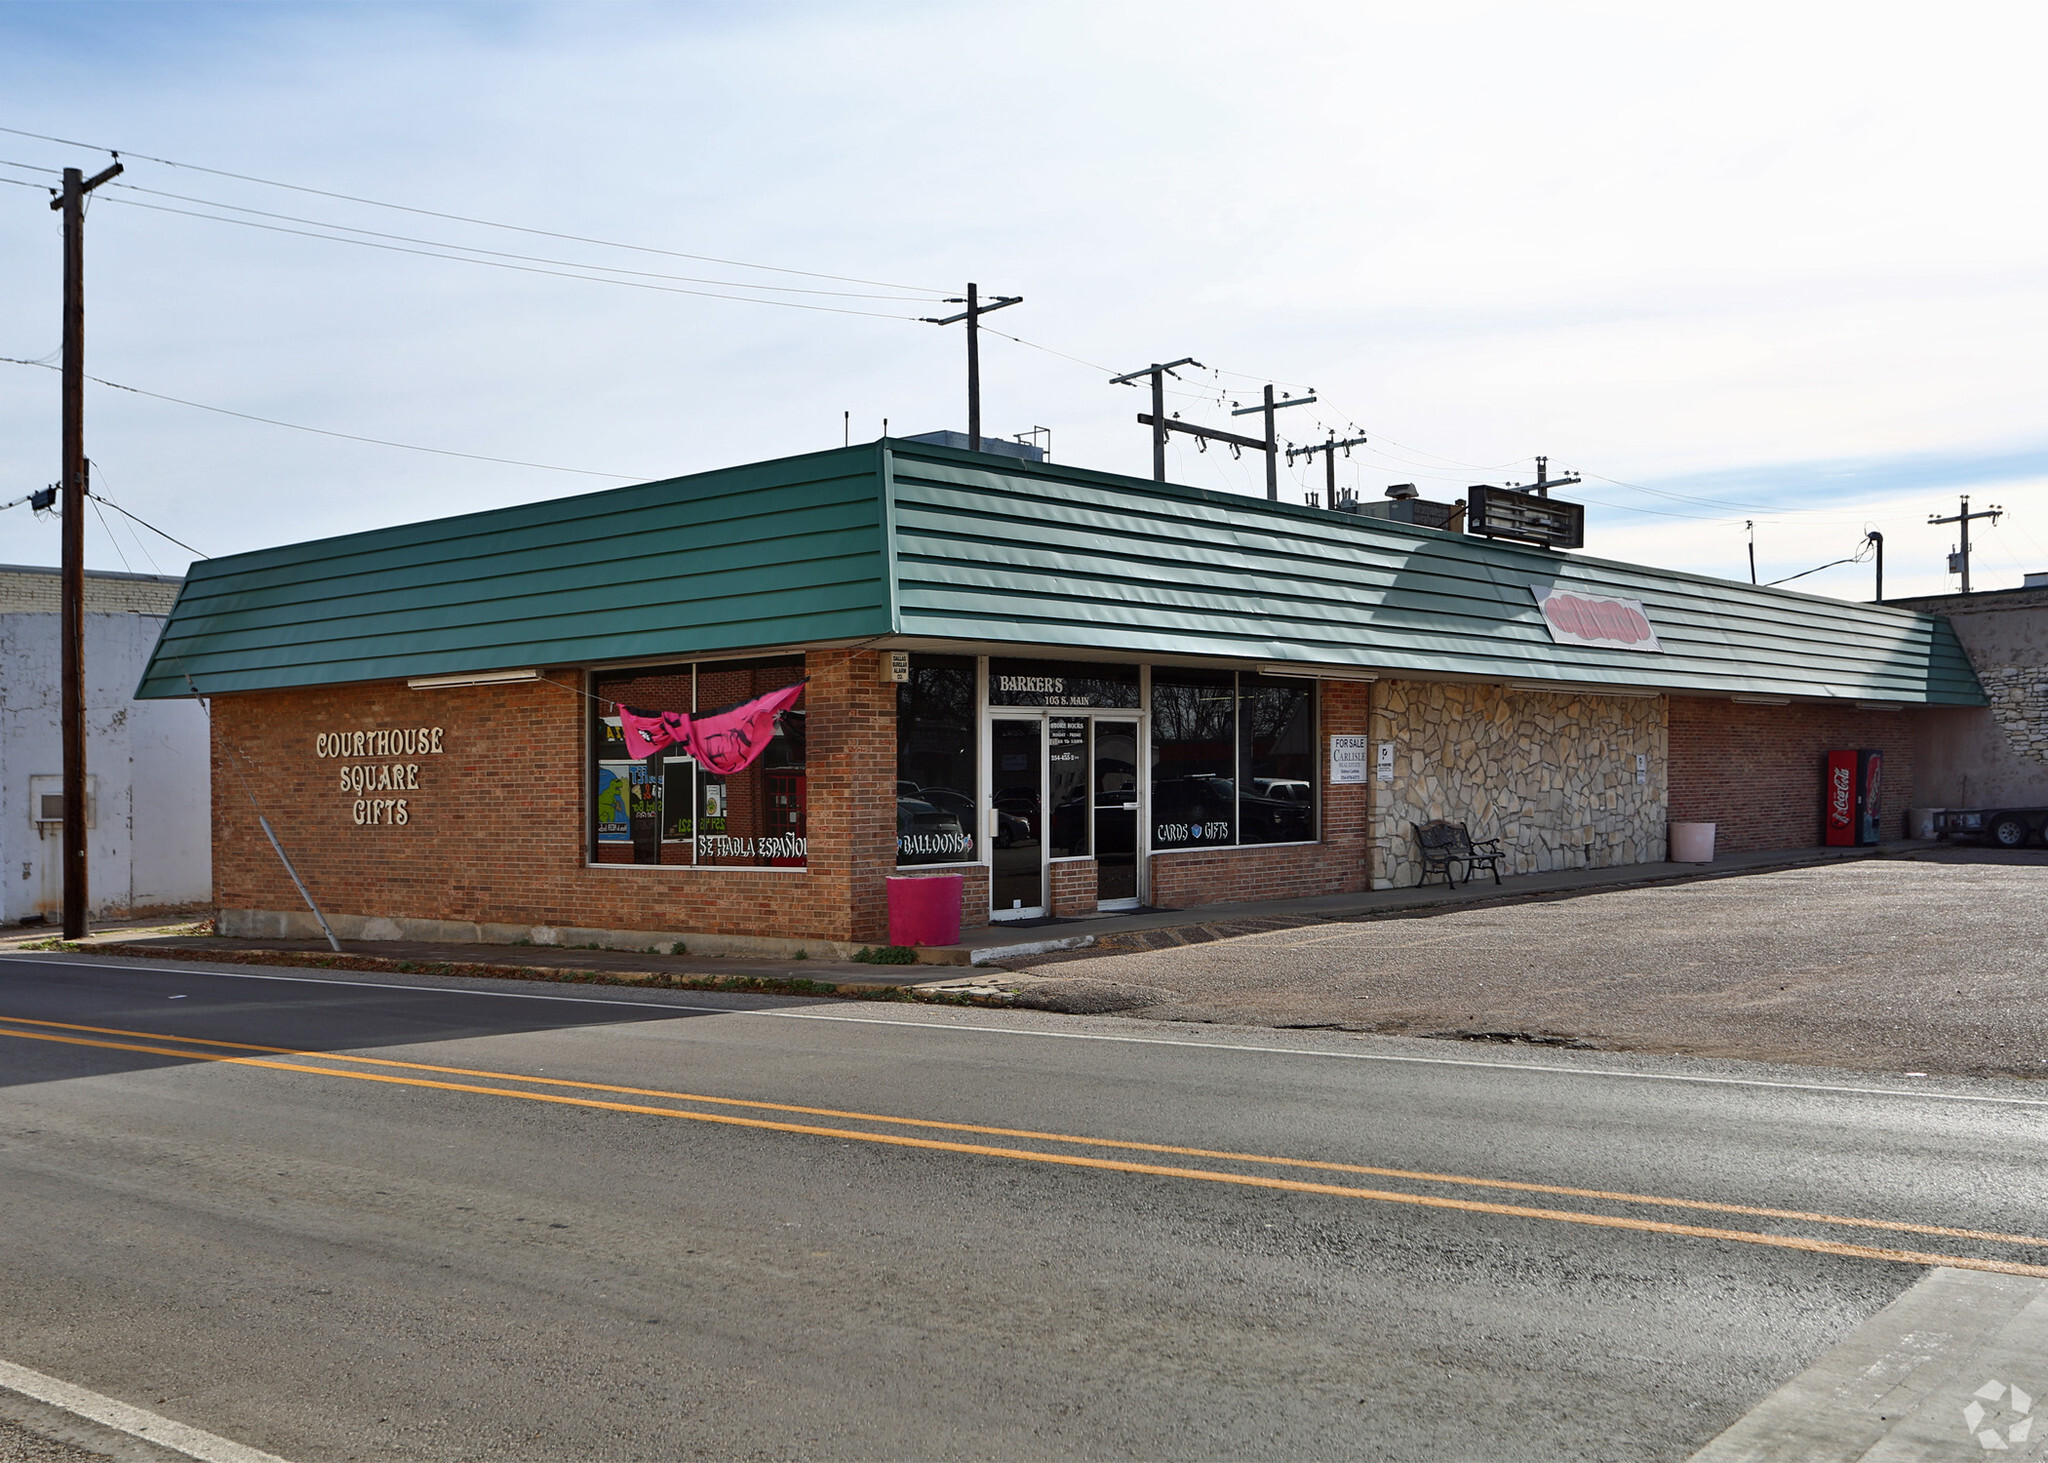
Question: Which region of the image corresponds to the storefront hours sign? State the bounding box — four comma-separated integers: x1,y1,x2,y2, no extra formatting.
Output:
314,725,445,826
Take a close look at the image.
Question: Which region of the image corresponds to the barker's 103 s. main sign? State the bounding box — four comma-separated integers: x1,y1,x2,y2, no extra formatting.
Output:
1530,587,1662,652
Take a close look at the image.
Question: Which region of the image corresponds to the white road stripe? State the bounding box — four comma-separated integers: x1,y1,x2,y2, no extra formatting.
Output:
7,952,2047,1109
0,1358,291,1463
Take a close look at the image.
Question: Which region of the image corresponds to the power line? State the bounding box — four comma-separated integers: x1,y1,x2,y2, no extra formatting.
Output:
102,179,942,302
0,122,945,294
89,496,133,574
0,356,649,480
91,488,207,559
97,195,930,320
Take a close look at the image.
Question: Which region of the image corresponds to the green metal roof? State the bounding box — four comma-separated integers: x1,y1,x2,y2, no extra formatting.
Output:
140,438,1984,706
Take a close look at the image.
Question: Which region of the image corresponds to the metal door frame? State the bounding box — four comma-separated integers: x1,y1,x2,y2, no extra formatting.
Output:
981,704,1149,920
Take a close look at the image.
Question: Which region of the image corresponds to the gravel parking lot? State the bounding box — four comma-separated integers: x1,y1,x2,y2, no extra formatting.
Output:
999,853,2048,1078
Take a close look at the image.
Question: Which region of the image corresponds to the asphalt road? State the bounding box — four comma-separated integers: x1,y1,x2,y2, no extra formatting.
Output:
2,953,2044,1462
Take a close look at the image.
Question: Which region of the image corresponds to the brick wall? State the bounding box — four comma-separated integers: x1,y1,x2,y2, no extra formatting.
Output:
211,649,899,944
0,566,182,615
1146,679,1371,909
1048,859,1098,917
1667,697,1920,851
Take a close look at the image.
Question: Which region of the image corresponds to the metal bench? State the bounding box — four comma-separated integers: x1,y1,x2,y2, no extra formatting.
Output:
1413,819,1505,888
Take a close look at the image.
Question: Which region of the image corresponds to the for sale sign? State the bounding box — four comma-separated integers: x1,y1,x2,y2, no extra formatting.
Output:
1530,586,1662,652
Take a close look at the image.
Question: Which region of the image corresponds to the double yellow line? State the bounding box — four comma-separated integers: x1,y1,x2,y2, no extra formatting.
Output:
5,1013,2044,1278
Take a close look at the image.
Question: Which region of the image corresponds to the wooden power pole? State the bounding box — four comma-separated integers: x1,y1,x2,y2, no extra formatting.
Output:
1109,357,1201,480
921,283,1022,450
52,157,123,940
1929,495,2003,595
1287,431,1369,505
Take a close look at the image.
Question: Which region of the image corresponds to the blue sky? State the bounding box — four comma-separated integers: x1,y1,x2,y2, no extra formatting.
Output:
3,0,2046,599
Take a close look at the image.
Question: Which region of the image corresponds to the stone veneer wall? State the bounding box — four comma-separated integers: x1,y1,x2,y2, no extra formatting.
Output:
1977,665,2048,764
1369,680,1668,887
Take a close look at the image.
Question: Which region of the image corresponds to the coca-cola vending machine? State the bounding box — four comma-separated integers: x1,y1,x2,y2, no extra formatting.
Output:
1823,749,1882,846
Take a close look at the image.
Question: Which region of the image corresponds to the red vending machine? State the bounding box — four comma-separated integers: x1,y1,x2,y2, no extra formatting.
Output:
1823,749,1882,846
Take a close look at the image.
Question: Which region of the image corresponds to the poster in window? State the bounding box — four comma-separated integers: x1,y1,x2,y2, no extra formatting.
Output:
596,762,635,843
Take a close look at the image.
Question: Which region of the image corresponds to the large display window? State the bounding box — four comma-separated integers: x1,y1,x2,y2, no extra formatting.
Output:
591,656,806,868
1150,668,1238,848
897,654,978,866
1150,669,1317,850
1239,673,1318,845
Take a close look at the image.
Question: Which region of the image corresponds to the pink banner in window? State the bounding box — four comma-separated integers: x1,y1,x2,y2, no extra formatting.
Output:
615,681,806,774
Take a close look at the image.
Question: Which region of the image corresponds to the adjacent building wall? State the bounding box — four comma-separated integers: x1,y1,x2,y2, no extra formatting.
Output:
1666,698,1918,851
1368,680,1668,887
1890,587,2048,809
0,609,211,922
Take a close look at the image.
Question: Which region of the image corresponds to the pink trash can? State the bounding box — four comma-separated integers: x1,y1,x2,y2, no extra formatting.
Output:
886,875,963,947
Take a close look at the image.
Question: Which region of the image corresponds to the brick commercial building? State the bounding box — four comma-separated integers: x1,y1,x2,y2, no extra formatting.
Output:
138,439,1983,956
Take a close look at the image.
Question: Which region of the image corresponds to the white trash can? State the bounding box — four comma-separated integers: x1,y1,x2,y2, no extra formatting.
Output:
1670,821,1716,863
1906,807,1942,840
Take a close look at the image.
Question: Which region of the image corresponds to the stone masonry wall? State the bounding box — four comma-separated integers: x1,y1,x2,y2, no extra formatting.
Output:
1977,665,2048,764
1369,680,1667,887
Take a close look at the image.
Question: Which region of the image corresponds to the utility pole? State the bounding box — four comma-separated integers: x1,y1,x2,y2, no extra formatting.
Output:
921,283,1021,451
1929,495,2002,594
1109,357,1201,480
1523,455,1582,497
1135,382,1315,500
1746,521,1757,585
1866,530,1884,603
52,157,122,941
1230,385,1318,500
1287,431,1369,505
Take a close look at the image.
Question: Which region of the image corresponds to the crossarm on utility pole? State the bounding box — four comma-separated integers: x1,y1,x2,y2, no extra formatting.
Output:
1136,413,1269,454
921,283,1022,450
1112,358,1201,481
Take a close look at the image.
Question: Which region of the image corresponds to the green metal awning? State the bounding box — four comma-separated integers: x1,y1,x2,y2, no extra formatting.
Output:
139,438,1983,706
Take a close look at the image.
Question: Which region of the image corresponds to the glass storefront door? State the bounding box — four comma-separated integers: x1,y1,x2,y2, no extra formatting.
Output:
1093,719,1141,907
989,718,1044,917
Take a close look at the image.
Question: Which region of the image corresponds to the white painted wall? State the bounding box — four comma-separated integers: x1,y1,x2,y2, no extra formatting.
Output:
0,611,211,922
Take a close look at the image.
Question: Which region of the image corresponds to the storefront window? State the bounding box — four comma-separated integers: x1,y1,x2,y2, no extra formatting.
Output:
695,657,806,867
1239,674,1317,844
1150,668,1237,849
1150,670,1318,850
897,654,977,866
593,663,691,866
591,656,806,868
